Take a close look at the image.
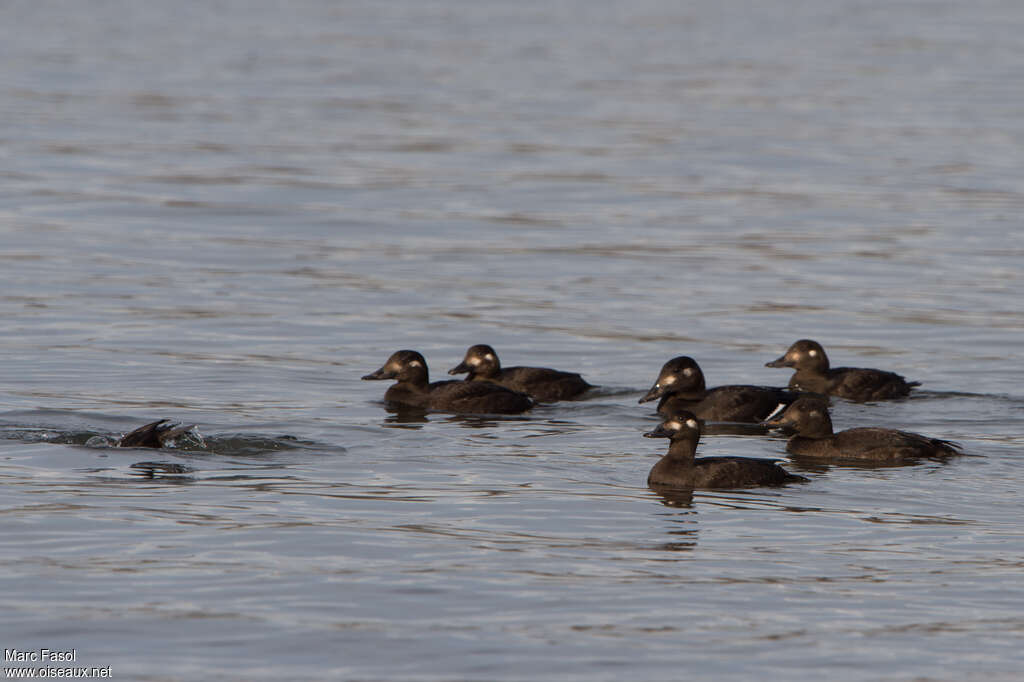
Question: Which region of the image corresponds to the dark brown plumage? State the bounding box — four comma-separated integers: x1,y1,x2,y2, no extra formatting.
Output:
639,356,800,422
766,339,919,402
645,411,807,489
448,344,592,402
118,419,194,448
763,397,960,462
364,350,534,415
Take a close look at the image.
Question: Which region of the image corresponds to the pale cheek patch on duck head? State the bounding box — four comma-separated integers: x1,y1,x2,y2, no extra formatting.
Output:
808,349,818,358
483,353,496,362
682,368,693,377
685,418,699,430
467,356,482,367
661,375,677,386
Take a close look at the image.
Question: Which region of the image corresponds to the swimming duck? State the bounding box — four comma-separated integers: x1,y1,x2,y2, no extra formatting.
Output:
645,411,807,489
118,419,195,448
448,344,592,402
364,349,534,414
766,339,919,401
762,397,959,462
639,356,800,422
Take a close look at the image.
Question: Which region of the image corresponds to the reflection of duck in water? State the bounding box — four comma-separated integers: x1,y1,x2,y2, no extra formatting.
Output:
763,397,961,463
118,419,196,448
640,355,801,422
364,350,534,415
766,339,919,401
650,486,696,509
645,411,807,490
448,344,593,402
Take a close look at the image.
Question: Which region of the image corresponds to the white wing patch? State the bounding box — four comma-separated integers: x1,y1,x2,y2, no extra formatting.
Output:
764,403,787,421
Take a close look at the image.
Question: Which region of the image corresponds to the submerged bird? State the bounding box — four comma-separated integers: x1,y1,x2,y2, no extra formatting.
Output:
448,344,592,402
118,419,196,448
364,349,534,414
644,411,807,489
762,397,960,462
639,356,800,422
766,339,919,401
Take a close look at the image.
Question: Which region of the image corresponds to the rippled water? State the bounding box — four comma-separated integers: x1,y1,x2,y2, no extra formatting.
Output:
3,1,1024,679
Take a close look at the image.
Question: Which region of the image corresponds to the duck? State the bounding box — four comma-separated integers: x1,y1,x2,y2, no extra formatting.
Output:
364,350,534,414
118,419,195,448
639,356,800,422
766,339,919,401
448,344,592,402
762,397,960,462
644,411,807,489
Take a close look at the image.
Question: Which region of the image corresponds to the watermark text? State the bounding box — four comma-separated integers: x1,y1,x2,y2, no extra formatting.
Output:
4,650,110,678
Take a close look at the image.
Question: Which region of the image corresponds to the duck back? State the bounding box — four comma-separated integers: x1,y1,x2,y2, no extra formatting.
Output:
118,420,194,448
829,367,915,400
490,366,591,402
649,456,806,489
660,385,799,422
788,426,959,461
792,367,917,402
426,379,535,414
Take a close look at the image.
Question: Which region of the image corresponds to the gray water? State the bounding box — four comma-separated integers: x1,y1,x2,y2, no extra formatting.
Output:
2,1,1023,679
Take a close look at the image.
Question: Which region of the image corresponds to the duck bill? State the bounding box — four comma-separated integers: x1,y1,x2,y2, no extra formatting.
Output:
765,354,793,368
362,365,396,380
638,383,665,404
643,424,672,439
447,361,470,376
760,413,793,432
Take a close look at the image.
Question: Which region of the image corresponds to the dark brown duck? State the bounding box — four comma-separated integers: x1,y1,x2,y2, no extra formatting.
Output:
640,356,800,422
645,411,807,489
763,397,960,462
118,419,195,448
364,349,534,414
766,339,919,401
448,344,592,402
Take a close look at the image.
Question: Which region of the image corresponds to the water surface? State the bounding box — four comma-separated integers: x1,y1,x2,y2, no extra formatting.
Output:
2,1,1023,679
